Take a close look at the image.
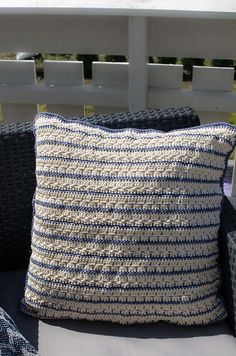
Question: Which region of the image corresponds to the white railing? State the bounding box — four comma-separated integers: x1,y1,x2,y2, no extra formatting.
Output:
0,1,236,194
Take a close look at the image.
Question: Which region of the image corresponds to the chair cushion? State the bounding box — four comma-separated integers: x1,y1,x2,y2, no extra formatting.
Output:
0,269,38,349
21,113,236,325
39,320,236,356
1,269,234,356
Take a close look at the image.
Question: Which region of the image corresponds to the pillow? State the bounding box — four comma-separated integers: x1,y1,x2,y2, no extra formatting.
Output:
0,306,38,355
21,112,236,325
0,107,199,272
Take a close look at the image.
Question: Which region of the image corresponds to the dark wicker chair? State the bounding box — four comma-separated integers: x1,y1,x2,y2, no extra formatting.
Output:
0,107,236,351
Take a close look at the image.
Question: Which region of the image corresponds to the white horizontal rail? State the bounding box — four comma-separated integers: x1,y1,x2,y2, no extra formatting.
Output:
149,18,236,58
1,16,236,58
0,84,128,106
1,84,236,113
2,1,236,19
148,89,236,111
0,15,128,55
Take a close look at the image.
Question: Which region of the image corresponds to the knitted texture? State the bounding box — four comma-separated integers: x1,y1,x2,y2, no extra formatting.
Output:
0,307,38,355
0,107,199,271
22,113,236,325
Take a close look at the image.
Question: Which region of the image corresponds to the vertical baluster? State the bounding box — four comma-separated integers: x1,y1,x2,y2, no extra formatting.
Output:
0,60,37,123
44,60,84,117
93,62,128,114
128,17,148,112
192,66,234,124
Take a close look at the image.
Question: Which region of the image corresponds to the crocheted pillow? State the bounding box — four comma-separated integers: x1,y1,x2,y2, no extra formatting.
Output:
21,113,236,325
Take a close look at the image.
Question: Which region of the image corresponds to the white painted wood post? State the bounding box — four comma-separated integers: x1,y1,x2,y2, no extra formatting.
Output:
0,60,38,123
128,17,148,112
93,62,128,114
44,60,84,117
192,66,234,124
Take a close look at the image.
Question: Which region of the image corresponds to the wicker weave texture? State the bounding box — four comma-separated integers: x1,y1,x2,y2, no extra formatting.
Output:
219,198,236,336
228,231,236,335
83,107,200,130
0,122,36,271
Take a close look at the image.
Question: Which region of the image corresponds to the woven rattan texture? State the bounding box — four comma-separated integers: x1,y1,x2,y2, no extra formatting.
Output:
22,114,236,325
227,230,236,335
82,107,200,130
0,108,200,272
0,122,36,271
219,198,236,335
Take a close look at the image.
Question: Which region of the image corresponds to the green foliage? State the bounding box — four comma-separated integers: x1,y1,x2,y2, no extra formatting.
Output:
104,55,127,62
212,59,234,67
181,58,204,80
158,57,177,64
0,53,16,60
181,58,204,72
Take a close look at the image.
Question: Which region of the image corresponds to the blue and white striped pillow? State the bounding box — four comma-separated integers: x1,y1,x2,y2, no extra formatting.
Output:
22,112,236,325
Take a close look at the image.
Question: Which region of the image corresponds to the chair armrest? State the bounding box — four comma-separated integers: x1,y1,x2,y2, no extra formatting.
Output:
84,106,200,130
227,232,236,336
219,197,236,336
0,122,36,271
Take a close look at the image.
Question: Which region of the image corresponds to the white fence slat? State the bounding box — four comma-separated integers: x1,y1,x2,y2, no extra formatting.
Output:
93,62,128,114
129,17,148,112
148,63,183,89
192,66,234,123
0,60,36,84
0,60,37,123
44,60,84,117
93,62,128,87
192,66,234,92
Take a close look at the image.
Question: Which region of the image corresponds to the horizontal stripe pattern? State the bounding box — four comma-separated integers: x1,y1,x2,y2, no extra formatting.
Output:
36,138,228,157
22,113,236,325
36,184,223,199
34,212,221,231
34,198,221,216
35,115,236,145
31,241,218,263
32,226,219,246
36,122,235,147
28,270,220,295
37,143,227,170
21,297,226,326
